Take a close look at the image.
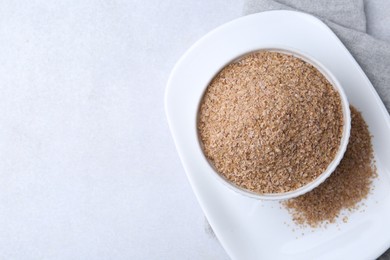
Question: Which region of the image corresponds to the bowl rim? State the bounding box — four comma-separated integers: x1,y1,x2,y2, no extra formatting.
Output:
196,46,351,201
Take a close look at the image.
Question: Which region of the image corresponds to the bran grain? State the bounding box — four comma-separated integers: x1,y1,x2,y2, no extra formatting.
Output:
198,51,343,194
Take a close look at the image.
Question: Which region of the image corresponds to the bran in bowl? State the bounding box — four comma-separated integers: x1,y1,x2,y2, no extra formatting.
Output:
198,51,344,194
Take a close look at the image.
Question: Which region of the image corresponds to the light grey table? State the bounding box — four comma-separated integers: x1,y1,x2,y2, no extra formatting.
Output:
0,1,388,259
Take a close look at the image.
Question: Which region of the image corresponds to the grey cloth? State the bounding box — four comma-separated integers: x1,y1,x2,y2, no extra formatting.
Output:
244,1,390,259
244,0,390,112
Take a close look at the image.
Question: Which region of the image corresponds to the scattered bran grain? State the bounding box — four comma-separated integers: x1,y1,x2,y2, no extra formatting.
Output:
198,51,343,194
283,106,377,227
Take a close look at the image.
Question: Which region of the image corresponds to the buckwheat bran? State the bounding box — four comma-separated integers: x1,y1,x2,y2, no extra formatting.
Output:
283,106,376,227
198,51,343,194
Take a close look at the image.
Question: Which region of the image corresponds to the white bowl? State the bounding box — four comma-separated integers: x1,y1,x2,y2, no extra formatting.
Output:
197,47,351,201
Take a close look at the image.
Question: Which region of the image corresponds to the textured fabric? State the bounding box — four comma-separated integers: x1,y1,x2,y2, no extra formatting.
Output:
245,0,366,31
244,0,390,111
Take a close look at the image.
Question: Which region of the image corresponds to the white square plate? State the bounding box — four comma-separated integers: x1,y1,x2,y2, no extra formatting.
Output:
165,10,390,260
